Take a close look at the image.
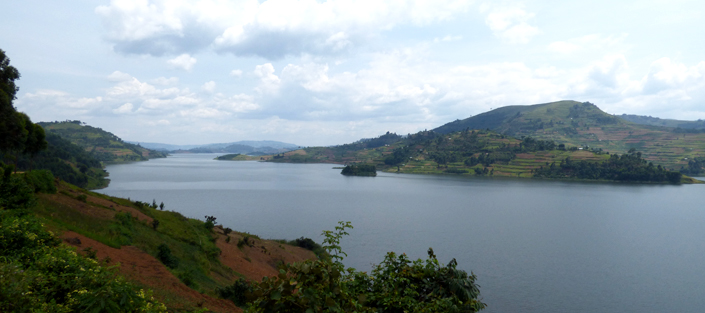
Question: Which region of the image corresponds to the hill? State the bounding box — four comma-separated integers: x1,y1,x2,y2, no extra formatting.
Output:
619,114,705,130
247,128,698,184
433,100,705,172
133,140,299,155
1,170,316,312
39,120,167,163
13,131,109,189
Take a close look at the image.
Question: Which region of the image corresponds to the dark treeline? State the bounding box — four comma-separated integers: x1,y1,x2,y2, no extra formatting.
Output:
679,157,705,175
11,132,107,188
341,164,377,176
533,149,682,183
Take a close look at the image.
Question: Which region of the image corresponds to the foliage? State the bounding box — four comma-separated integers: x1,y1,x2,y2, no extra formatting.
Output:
238,222,485,313
156,244,180,269
0,211,166,312
0,165,36,211
216,278,252,307
13,131,108,189
205,215,217,230
533,149,683,183
341,164,377,176
679,157,705,175
38,120,167,164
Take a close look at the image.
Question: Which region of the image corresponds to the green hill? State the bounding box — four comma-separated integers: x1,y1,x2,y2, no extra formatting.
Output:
619,114,705,130
256,128,697,184
39,120,167,163
14,131,109,189
433,100,705,172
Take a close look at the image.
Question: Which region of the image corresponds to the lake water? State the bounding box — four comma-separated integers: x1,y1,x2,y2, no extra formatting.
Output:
98,153,705,313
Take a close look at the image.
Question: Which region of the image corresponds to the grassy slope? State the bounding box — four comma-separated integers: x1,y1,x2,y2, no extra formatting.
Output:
39,121,167,164
433,100,705,170
30,180,315,311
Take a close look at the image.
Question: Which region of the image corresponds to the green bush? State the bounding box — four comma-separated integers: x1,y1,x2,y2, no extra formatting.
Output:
156,243,180,269
216,278,252,307
21,170,56,193
0,213,166,312
240,222,486,313
0,174,36,210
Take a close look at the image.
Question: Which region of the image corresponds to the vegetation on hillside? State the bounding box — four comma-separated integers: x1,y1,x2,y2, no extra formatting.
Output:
39,120,167,163
0,164,166,312
257,127,695,183
13,131,109,189
533,148,683,183
432,100,705,171
222,222,486,313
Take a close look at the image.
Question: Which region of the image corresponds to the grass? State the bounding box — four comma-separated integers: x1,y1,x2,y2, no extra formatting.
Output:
32,181,242,298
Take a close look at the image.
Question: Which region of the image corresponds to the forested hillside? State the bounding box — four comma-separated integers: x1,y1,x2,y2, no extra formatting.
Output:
39,120,167,163
14,131,108,189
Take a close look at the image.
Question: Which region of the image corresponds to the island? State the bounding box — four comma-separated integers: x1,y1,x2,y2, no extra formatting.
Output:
341,164,377,176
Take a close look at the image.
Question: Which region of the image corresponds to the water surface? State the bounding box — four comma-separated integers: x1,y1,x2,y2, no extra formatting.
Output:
99,154,705,313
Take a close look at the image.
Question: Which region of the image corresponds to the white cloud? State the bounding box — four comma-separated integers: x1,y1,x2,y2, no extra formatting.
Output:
482,5,539,44
230,69,243,77
96,0,473,58
201,81,216,93
150,76,179,85
107,70,133,82
254,63,280,93
113,102,134,114
167,54,197,71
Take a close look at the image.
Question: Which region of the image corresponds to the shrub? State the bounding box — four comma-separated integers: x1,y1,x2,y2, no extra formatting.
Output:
0,213,166,313
204,215,216,230
22,170,56,193
243,222,486,313
156,244,179,269
217,278,252,307
76,194,87,202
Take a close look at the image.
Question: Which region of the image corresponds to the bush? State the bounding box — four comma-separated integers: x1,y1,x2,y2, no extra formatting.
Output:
0,174,36,210
0,213,166,312
243,222,486,313
21,170,56,193
217,278,252,307
76,194,87,202
156,244,179,269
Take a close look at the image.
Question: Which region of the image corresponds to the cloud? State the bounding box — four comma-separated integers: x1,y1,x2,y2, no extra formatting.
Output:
113,102,134,114
201,81,216,93
167,54,197,71
482,5,539,44
150,76,179,85
107,71,133,82
230,69,243,77
96,0,473,58
254,63,281,93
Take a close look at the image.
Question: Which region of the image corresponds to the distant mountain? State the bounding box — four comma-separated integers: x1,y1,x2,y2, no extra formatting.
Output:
130,140,299,155
432,100,705,170
38,120,167,163
618,114,705,130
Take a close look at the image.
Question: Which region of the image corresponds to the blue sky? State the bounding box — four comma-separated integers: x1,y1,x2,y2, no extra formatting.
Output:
3,0,705,146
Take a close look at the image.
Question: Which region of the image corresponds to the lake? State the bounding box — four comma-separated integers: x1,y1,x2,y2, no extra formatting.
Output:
98,153,705,313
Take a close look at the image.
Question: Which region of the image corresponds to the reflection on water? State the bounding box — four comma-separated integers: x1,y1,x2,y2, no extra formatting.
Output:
99,154,705,313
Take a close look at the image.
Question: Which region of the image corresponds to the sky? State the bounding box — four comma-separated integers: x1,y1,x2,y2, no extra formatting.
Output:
3,0,705,146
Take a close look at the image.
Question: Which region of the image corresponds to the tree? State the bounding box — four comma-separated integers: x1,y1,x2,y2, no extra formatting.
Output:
0,49,47,163
0,49,23,153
